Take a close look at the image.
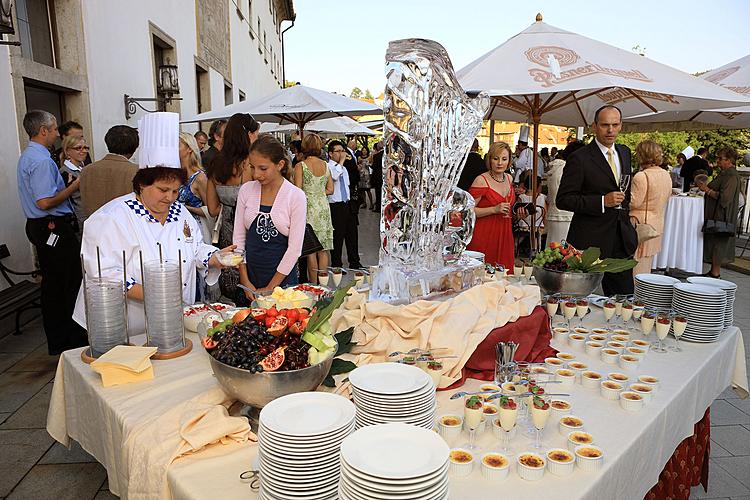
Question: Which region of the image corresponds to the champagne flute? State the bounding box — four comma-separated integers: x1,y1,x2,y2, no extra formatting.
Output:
463,395,484,451
544,294,559,332
496,395,519,456
614,294,628,326
621,299,634,326
562,297,577,330
575,298,589,327
670,314,687,351
640,307,656,341
513,260,523,281
653,309,672,353
616,174,631,209
603,297,617,328
530,394,550,450
631,300,645,330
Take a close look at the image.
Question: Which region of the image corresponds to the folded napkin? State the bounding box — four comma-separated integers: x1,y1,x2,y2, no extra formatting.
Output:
90,345,158,387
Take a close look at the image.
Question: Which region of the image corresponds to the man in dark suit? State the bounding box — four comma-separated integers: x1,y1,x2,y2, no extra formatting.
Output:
556,105,638,295
680,147,710,192
457,139,486,191
371,144,384,212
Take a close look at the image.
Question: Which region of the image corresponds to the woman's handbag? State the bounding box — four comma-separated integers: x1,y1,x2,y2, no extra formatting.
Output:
635,173,659,244
301,224,324,256
702,178,739,236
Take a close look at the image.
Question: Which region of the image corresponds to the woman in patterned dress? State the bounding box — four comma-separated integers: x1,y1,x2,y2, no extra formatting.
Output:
293,133,334,284
234,135,306,298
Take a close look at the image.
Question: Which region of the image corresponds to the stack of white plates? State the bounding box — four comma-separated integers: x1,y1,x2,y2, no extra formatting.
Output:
672,283,727,343
339,423,449,500
635,274,680,309
258,392,356,500
349,363,437,429
687,276,737,328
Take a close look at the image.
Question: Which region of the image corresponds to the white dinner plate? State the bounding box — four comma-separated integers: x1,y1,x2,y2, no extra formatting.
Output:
259,465,339,490
635,274,680,286
259,392,356,437
354,400,436,418
340,423,449,480
258,421,354,446
340,475,448,500
259,479,338,499
340,458,449,488
352,389,436,408
687,276,737,290
355,412,436,427
349,363,431,395
260,458,340,478
259,448,341,468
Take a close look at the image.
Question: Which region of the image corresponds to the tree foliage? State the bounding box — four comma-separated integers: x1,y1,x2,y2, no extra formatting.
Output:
364,89,374,100
350,87,362,99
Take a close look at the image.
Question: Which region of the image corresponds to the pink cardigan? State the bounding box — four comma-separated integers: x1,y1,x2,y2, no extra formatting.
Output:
233,179,307,276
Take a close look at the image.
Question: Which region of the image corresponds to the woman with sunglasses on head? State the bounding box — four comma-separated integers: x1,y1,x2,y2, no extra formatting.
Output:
60,134,90,235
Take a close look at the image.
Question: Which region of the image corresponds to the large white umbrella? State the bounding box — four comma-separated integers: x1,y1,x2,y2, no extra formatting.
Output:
181,85,381,132
623,54,750,131
259,115,376,135
456,14,750,251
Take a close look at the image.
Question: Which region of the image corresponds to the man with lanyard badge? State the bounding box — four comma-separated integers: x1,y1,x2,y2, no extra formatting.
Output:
17,110,87,354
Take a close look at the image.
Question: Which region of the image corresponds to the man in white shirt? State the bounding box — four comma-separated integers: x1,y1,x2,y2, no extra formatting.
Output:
556,105,638,295
327,140,362,269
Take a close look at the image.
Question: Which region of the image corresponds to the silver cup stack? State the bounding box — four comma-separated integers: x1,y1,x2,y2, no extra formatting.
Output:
142,258,185,353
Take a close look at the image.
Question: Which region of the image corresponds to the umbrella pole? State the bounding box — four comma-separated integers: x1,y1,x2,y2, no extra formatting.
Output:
530,97,541,256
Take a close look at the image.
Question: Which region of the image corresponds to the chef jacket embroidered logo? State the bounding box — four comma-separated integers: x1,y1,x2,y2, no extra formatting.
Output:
183,220,193,243
256,213,279,242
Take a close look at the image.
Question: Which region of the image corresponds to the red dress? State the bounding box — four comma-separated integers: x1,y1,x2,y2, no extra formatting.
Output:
467,175,515,270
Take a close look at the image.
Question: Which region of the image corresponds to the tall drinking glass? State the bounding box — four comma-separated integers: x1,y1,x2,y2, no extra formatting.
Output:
495,395,518,456
616,174,631,209
530,395,550,450
670,314,688,351
462,395,484,451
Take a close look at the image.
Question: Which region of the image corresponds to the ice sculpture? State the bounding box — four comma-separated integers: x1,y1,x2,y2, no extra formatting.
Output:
371,38,489,303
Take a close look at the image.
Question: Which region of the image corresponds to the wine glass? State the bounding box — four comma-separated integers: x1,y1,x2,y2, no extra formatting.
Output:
616,174,631,209
463,395,484,451
513,260,523,281
575,298,589,327
621,299,634,327
640,307,656,341
529,394,550,450
495,395,519,456
562,297,577,329
670,314,688,351
614,295,628,326
631,300,645,330
603,298,617,328
544,294,559,332
653,309,673,353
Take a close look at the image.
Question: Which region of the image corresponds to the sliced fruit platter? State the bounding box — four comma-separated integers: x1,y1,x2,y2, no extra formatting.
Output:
201,285,352,374
254,286,316,310
532,241,637,274
183,303,235,332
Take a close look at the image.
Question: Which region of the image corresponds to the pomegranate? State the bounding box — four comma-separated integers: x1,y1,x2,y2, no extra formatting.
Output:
201,337,217,350
259,346,285,371
288,317,309,335
267,316,289,337
249,308,267,321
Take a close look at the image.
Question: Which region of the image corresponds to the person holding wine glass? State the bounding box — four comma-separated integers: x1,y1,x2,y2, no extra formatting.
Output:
557,105,638,295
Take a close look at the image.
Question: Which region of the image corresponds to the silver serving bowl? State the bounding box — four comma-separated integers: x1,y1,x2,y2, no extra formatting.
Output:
207,338,337,408
532,266,603,297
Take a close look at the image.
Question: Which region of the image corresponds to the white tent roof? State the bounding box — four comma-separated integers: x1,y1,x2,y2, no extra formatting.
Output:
181,85,381,127
456,16,750,127
622,54,750,131
259,116,376,135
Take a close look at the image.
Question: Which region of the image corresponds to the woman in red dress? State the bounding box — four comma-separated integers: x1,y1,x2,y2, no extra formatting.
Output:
467,141,515,271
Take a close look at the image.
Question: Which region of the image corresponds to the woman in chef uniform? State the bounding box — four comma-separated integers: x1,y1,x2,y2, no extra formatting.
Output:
73,113,237,334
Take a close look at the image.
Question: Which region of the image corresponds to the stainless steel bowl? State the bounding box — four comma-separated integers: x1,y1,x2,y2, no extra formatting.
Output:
532,266,603,297
208,339,337,408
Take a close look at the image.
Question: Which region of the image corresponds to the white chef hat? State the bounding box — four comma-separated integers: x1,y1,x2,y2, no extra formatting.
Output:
137,112,181,169
518,125,530,143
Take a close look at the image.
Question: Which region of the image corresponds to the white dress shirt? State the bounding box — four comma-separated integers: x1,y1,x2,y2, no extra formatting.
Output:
594,138,622,212
327,159,350,203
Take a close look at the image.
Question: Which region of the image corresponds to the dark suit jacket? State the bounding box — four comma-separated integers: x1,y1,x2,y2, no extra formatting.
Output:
556,141,638,256
371,151,383,187
457,151,486,191
679,155,710,192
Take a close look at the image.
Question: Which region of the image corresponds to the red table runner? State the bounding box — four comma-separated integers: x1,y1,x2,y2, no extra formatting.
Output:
446,305,711,498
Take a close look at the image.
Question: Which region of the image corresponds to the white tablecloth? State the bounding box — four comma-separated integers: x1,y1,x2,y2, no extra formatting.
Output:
654,196,704,274
47,311,748,500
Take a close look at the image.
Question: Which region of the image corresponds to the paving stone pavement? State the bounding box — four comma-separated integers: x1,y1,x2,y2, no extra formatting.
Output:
0,209,748,499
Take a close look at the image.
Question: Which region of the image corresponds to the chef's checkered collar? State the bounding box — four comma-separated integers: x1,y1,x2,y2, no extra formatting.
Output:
125,198,181,224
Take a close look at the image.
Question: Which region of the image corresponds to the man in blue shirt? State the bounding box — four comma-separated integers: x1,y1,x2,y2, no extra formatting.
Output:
18,110,87,355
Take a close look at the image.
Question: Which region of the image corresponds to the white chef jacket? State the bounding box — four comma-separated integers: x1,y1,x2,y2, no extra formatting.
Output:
513,147,544,183
73,193,220,335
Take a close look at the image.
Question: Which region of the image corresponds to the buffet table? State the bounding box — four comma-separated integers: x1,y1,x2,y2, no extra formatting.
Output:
654,196,704,274
47,310,747,500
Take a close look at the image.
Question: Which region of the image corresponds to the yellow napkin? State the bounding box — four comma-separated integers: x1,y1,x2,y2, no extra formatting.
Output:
91,345,158,387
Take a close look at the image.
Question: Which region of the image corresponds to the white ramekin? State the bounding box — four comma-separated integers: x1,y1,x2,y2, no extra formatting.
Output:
556,352,576,362
581,371,603,389
448,448,475,477
620,391,644,411
607,372,630,384
611,334,630,343
585,341,603,357
625,346,647,360
600,380,623,400
567,431,594,451
600,349,619,364
630,339,651,351
550,399,572,420
568,334,587,351
546,448,576,476
482,404,499,425
480,453,511,481
438,414,463,442
629,383,654,403
555,369,576,389
558,415,585,436
545,357,566,371
606,341,626,353
590,328,610,336
618,354,640,371
638,375,660,392
575,445,604,472
553,328,570,345
568,362,588,382
517,452,546,481
588,334,608,343
573,327,590,336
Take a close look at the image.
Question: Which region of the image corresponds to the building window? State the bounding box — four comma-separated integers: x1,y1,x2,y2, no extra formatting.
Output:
257,18,262,52
263,31,267,63
16,0,56,67
195,64,209,114
239,90,246,102
224,82,233,106
268,0,272,13
24,81,64,124
247,0,254,38
152,32,177,112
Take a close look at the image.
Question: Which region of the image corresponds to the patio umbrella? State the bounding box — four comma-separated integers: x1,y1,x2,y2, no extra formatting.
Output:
181,84,381,134
456,13,750,250
623,54,750,131
259,115,376,135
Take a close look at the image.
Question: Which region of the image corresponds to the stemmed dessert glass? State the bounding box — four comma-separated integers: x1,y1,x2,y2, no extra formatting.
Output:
653,309,673,353
513,260,523,281
670,314,688,351
631,299,646,331
575,298,589,327
614,295,628,326
544,294,560,332
495,395,518,456
463,394,483,451
621,299,634,328
530,394,550,450
640,307,656,341
317,270,329,287
522,260,534,284
562,296,577,329
603,298,617,328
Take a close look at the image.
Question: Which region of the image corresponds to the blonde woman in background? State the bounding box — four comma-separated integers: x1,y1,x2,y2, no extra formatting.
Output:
178,132,211,242
60,134,90,233
629,140,673,277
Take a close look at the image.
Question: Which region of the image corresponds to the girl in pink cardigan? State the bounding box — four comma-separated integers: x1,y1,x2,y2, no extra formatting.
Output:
233,135,307,300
